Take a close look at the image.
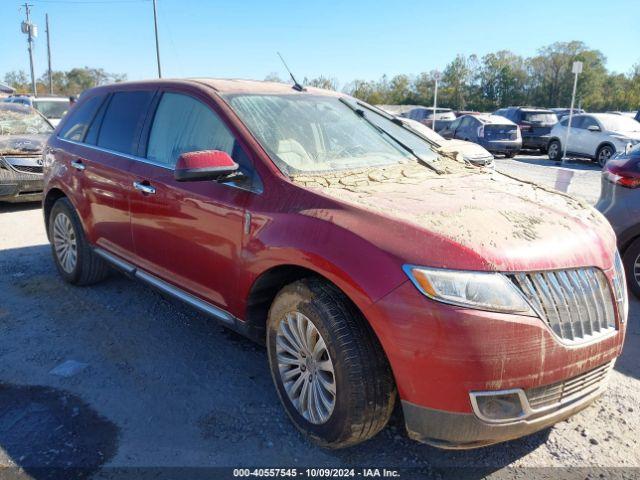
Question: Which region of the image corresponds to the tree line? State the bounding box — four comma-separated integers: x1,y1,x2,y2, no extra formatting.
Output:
3,67,127,97
4,41,639,112
274,42,640,112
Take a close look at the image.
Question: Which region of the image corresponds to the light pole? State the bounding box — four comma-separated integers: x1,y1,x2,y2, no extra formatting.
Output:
562,61,583,162
21,3,37,96
152,0,162,78
46,14,53,95
432,70,440,130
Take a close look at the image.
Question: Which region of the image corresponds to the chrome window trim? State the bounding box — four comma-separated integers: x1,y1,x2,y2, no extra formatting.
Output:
57,136,263,194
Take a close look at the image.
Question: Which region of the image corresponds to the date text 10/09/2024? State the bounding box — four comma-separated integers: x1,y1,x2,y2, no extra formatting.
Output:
233,469,401,478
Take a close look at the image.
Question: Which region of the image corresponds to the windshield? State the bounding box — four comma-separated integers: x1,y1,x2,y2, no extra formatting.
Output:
33,100,69,119
523,112,557,124
225,94,438,174
599,115,640,133
0,105,53,135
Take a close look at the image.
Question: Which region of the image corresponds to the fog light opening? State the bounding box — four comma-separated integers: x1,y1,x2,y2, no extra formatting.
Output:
472,391,526,422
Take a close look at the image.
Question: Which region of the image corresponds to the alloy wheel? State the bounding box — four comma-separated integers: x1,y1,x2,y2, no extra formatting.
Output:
548,142,559,160
275,311,336,424
53,212,78,273
634,253,640,289
598,147,612,166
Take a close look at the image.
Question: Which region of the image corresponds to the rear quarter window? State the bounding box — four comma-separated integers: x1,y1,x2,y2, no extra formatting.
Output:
58,94,105,142
97,91,155,155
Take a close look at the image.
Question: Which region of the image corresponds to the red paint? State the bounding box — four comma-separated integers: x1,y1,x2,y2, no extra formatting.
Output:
176,150,236,170
43,79,627,429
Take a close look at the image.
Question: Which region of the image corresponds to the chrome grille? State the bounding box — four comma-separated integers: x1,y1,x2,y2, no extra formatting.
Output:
526,362,612,410
510,268,616,343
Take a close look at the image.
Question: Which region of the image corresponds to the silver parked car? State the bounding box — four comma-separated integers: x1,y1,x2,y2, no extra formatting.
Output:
548,113,640,166
596,143,640,297
397,117,494,167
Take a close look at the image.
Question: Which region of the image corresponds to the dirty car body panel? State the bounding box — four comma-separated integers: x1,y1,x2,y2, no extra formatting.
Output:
43,78,628,449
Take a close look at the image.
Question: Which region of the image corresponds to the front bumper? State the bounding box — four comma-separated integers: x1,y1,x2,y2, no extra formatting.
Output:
363,280,626,448
0,159,44,202
402,383,604,449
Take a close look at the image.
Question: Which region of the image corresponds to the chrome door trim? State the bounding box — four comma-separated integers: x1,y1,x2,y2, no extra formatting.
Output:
94,247,136,275
94,247,235,326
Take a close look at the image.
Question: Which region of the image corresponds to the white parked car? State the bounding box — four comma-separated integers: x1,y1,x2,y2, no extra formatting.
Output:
547,113,640,166
398,117,495,167
3,95,70,127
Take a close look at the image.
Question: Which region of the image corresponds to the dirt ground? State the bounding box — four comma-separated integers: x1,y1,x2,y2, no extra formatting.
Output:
0,156,638,479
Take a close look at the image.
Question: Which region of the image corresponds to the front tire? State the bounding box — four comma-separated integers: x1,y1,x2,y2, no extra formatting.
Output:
49,198,110,285
596,145,614,167
623,239,640,299
548,140,561,161
266,278,396,448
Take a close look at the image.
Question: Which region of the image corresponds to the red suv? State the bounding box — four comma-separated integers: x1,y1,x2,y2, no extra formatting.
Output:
43,79,628,449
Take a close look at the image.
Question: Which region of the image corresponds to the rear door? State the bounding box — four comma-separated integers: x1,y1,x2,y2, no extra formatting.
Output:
565,116,585,154
128,89,262,313
578,116,604,157
78,90,155,260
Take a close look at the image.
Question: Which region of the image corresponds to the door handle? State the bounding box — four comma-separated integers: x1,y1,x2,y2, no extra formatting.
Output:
133,181,156,195
70,159,85,171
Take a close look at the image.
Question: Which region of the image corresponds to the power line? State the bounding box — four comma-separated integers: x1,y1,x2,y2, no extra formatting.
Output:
30,0,150,4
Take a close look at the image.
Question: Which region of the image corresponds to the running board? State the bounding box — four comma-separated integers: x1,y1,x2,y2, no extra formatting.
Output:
94,247,236,327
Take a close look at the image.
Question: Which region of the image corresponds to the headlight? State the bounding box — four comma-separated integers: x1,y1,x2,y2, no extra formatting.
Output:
613,251,628,323
403,265,536,315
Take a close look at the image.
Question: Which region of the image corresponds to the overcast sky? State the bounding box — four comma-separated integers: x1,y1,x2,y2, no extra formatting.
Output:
2,0,639,86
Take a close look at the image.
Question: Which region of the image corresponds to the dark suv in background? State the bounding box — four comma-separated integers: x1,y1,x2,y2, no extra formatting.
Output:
439,114,521,157
494,107,558,153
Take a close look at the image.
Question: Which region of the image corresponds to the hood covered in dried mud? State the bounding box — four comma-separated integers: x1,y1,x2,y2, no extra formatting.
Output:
0,133,49,155
292,159,616,272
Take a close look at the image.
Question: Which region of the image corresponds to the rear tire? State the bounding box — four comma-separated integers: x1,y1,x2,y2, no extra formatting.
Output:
622,238,640,299
548,140,561,161
505,151,517,158
266,278,396,449
49,197,110,285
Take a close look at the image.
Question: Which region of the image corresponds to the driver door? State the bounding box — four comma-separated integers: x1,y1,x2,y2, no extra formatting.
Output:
128,90,261,313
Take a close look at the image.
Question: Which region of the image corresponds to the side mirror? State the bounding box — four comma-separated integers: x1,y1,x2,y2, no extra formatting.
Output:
174,150,239,182
587,125,601,132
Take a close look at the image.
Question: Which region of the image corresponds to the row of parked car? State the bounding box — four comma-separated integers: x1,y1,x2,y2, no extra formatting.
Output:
0,78,636,451
393,105,640,166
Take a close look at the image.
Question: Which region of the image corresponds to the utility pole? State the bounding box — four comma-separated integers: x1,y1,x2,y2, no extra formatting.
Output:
432,70,440,131
46,14,53,95
21,3,37,96
562,61,583,163
152,0,162,78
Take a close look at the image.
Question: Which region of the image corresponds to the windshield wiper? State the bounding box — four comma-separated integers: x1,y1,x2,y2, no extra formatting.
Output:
338,98,440,173
354,101,442,150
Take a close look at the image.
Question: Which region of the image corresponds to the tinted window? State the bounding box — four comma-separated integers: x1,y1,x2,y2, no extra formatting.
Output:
523,112,557,124
58,94,104,142
571,116,587,129
97,91,154,155
560,117,569,127
580,116,599,130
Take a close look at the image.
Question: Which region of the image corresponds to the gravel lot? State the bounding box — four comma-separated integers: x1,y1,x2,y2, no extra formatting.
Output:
0,155,638,479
